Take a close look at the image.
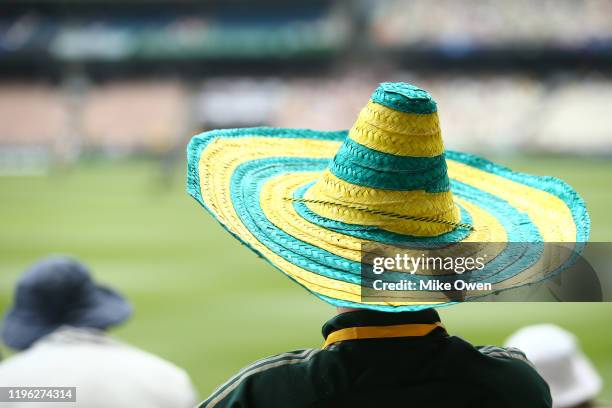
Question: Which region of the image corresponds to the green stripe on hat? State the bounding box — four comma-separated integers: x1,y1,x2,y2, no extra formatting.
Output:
329,138,450,192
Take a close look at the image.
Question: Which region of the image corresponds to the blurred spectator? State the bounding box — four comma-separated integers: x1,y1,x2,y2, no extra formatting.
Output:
506,324,606,408
0,256,197,408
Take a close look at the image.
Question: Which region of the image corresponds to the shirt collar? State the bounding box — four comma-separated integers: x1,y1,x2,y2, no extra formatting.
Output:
322,308,443,341
36,326,114,346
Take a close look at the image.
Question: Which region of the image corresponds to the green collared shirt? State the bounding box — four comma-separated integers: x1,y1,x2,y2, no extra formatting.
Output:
199,309,551,408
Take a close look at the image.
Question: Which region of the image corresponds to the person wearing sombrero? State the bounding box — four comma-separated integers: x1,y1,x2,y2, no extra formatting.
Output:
187,82,589,407
0,256,197,408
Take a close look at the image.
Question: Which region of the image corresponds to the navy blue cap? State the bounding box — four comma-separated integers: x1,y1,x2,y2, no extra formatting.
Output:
1,256,132,350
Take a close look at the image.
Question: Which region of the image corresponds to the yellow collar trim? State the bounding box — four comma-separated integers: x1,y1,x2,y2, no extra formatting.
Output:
322,322,444,349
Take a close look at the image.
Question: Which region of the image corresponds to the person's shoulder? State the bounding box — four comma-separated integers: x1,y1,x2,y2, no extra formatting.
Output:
476,345,534,367
55,332,197,404
443,337,551,407
475,344,552,407
198,348,324,408
475,344,540,378
0,334,197,407
107,339,196,389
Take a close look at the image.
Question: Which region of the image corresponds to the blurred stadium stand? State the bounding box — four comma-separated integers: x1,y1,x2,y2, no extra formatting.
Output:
81,81,188,152
367,0,612,50
0,83,69,147
0,0,611,171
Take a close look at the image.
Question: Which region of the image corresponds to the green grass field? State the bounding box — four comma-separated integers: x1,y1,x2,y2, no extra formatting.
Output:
1,155,611,403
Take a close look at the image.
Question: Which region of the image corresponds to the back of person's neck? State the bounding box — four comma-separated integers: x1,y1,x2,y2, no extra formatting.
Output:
336,307,363,315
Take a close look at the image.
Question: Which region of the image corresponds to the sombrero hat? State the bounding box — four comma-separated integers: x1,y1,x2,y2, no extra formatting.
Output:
186,82,589,311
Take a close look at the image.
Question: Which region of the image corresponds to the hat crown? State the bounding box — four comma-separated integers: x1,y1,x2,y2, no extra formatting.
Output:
371,82,437,114
16,257,93,319
304,82,461,237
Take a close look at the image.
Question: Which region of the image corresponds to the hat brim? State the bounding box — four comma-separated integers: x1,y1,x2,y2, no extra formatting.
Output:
187,127,589,311
2,285,131,350
553,351,602,408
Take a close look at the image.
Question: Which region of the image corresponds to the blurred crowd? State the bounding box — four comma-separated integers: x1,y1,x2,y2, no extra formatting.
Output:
1,72,611,170
1,0,611,172
3,0,612,58
368,0,612,48
0,4,349,60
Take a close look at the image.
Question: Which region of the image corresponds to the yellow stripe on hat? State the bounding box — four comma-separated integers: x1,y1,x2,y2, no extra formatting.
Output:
259,171,508,263
446,159,579,289
447,160,577,242
304,170,460,236
199,136,338,235
349,101,444,157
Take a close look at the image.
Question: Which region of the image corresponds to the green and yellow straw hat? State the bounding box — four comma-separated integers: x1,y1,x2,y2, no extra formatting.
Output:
187,82,589,311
